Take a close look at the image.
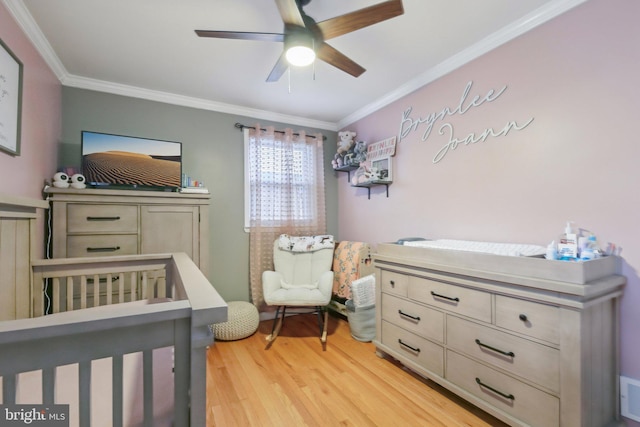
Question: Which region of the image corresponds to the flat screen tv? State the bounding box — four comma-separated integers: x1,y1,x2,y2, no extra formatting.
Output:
81,131,182,190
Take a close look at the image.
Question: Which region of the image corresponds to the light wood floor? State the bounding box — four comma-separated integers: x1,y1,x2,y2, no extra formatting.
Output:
206,313,509,426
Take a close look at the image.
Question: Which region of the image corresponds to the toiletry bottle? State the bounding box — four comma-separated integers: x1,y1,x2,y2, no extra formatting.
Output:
545,241,557,260
587,234,601,259
558,221,578,260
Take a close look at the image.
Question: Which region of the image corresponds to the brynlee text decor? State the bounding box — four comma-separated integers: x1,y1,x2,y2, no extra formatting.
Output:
0,38,23,156
397,81,533,164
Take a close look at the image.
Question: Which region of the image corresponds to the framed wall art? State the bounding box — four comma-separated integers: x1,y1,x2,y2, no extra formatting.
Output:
0,37,23,156
370,156,392,182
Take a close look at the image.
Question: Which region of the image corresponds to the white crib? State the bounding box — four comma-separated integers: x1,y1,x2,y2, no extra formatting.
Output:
0,194,227,426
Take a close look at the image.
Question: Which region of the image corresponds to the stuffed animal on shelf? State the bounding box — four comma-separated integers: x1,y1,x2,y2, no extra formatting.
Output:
70,174,86,189
52,172,70,188
352,140,367,165
332,130,356,169
52,172,87,189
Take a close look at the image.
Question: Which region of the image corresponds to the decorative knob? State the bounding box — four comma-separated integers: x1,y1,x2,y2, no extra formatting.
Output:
519,314,528,322
390,280,395,287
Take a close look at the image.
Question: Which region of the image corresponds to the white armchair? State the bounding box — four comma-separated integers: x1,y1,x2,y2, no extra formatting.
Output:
263,234,335,348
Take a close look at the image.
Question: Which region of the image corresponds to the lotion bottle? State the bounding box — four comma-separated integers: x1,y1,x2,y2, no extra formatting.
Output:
558,221,578,260
545,241,557,260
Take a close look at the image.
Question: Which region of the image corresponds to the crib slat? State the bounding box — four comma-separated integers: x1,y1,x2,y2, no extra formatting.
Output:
112,355,123,427
93,274,99,307
158,273,166,299
174,318,191,426
79,361,91,426
131,272,137,301
3,373,16,404
80,276,87,309
42,367,55,405
118,273,124,303
67,276,73,312
141,272,148,301
143,350,153,426
52,277,60,313
106,273,112,305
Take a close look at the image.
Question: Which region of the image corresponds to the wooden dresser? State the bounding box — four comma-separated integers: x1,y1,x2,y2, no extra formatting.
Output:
373,243,625,427
45,188,210,277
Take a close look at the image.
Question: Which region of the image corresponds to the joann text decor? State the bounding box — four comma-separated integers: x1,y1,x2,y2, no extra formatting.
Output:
397,81,534,164
0,37,23,156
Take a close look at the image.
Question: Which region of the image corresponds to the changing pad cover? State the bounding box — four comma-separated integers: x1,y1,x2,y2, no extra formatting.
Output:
403,239,546,257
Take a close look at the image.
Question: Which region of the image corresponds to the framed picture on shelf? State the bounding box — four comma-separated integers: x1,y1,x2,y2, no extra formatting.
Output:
0,37,23,156
370,156,392,182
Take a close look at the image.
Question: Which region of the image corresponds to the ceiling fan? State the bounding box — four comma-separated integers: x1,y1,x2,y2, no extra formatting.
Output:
195,0,404,82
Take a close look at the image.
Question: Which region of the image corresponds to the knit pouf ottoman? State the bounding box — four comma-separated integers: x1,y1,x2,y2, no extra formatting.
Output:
212,301,259,341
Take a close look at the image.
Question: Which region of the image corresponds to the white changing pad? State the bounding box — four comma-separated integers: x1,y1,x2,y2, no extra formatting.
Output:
403,239,546,257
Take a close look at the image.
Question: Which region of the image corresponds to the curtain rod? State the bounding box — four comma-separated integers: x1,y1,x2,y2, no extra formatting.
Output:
234,122,326,140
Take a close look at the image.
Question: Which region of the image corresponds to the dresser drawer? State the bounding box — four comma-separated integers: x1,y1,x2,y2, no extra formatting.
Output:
447,315,559,392
445,350,560,427
495,295,560,345
408,276,491,323
446,350,559,427
380,270,408,297
67,204,138,233
67,235,138,257
382,321,443,376
381,293,444,343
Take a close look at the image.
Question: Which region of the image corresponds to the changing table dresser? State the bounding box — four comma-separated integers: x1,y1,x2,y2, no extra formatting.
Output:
373,243,625,427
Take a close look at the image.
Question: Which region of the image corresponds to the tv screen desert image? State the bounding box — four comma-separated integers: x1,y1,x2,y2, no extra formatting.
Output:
81,132,182,188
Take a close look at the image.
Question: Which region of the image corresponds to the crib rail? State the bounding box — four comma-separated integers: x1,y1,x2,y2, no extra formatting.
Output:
1,252,227,427
31,254,176,317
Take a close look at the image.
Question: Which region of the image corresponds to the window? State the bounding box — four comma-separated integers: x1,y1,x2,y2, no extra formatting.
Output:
243,127,324,230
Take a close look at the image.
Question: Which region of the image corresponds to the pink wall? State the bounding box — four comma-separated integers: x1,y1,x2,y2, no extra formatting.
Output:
340,0,640,422
0,3,61,200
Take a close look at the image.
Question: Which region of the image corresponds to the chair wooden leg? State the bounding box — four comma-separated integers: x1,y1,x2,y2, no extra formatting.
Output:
266,306,285,343
321,309,328,343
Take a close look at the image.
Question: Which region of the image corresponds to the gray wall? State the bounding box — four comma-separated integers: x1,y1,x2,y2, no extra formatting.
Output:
61,87,338,302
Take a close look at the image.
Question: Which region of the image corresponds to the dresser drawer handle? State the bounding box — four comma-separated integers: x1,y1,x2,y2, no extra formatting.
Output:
86,246,121,253
398,339,420,353
398,310,420,321
430,291,459,302
389,280,395,287
519,314,528,322
86,216,121,221
475,377,515,401
475,339,515,358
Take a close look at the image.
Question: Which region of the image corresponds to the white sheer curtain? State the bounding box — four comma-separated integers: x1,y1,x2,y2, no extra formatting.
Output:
247,124,326,309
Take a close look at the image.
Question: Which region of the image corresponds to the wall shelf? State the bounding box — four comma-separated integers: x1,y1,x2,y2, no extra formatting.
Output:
351,181,391,199
333,165,359,181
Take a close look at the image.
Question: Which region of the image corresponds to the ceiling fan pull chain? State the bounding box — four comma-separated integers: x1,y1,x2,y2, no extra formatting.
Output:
288,68,291,94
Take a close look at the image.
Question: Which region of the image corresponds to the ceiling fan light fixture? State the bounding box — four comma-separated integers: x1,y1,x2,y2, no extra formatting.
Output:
286,45,315,67
285,29,316,67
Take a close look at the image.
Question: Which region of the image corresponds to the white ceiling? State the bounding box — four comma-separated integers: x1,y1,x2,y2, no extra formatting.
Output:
5,0,585,131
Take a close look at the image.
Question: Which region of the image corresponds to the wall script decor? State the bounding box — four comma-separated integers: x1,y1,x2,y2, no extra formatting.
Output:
0,38,23,156
397,81,533,164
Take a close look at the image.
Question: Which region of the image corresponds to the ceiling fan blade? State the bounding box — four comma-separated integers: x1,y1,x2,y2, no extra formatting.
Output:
317,43,365,78
195,30,284,42
317,0,404,40
266,53,289,82
274,0,305,26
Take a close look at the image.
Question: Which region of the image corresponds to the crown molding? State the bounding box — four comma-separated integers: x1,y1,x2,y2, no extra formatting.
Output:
337,0,590,129
3,0,337,132
5,0,588,133
2,0,68,80
62,74,338,131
